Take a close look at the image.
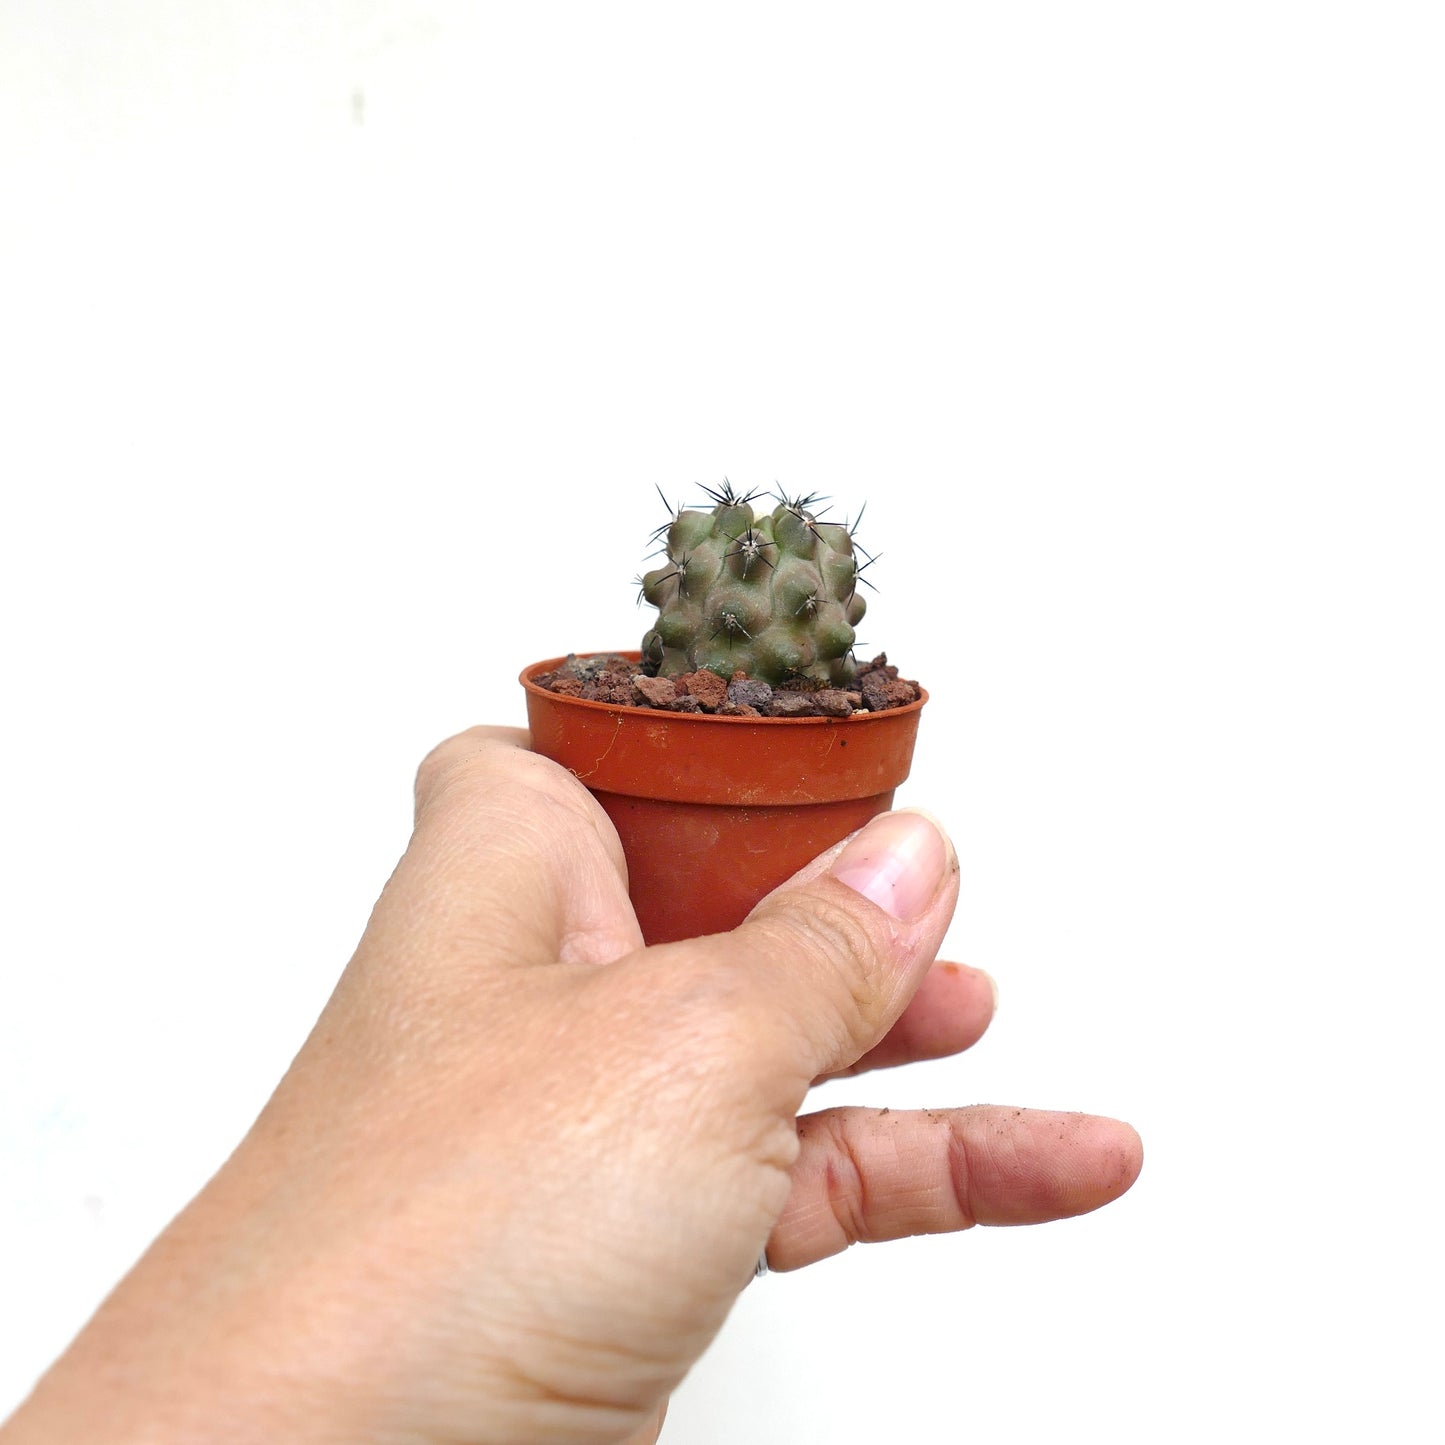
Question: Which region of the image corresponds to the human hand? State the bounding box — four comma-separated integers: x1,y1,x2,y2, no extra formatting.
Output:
4,727,1142,1445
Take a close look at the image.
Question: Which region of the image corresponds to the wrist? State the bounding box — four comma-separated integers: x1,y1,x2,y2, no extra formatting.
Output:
2,1153,383,1444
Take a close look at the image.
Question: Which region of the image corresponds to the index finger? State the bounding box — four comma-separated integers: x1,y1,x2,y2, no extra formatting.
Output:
378,725,645,972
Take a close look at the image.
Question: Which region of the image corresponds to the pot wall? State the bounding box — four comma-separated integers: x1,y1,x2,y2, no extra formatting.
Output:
521,654,925,944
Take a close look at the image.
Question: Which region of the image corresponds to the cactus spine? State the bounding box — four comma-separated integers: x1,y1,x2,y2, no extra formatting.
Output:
639,483,869,686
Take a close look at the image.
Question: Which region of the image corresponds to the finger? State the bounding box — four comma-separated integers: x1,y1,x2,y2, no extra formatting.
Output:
373,725,644,972
412,724,533,822
818,961,997,1082
765,1105,1143,1271
668,809,960,1092
618,1399,668,1445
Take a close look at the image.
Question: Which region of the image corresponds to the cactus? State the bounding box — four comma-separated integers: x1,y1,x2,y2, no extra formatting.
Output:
639,481,873,686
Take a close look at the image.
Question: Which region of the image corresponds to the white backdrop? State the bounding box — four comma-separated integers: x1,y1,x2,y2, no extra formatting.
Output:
2,3,1441,1439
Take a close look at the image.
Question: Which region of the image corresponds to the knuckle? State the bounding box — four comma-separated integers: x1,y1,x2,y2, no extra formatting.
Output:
582,961,790,1148
754,889,889,1040
412,728,493,812
804,1111,871,1245
944,1119,981,1230
645,958,765,1060
625,956,798,1098
414,730,590,826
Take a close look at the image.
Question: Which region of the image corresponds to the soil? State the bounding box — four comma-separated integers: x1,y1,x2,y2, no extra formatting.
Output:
532,652,922,718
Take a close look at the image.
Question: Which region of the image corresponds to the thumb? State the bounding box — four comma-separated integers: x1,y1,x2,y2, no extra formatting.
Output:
676,809,960,1090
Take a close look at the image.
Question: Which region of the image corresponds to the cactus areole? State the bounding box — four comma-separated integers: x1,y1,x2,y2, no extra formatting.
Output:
519,484,926,945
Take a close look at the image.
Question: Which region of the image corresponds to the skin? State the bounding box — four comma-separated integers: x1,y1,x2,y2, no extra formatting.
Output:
1,726,1143,1445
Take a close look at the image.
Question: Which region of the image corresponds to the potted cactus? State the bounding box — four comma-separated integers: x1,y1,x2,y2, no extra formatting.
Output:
521,482,926,944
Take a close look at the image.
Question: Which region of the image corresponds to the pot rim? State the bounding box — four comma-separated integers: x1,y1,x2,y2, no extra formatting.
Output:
519,651,928,724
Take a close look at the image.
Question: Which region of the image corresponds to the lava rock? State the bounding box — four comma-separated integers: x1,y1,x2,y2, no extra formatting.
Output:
677,670,729,712
583,670,639,706
633,675,678,708
766,692,819,718
727,677,774,711
813,688,854,718
557,652,622,682
859,672,892,712
861,672,919,711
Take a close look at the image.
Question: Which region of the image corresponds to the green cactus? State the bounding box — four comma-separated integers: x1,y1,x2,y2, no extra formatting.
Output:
639,482,872,686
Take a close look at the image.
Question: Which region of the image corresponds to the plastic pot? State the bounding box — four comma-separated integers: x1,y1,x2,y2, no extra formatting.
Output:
520,653,927,945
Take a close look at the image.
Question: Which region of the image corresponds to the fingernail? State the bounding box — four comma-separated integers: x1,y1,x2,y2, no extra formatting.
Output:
830,809,952,922
982,968,999,1013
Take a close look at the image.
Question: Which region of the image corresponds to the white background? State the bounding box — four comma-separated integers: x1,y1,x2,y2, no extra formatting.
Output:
1,3,1441,1439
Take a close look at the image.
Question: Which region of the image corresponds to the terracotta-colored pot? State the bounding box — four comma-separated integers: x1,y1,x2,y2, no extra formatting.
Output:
521,653,927,945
